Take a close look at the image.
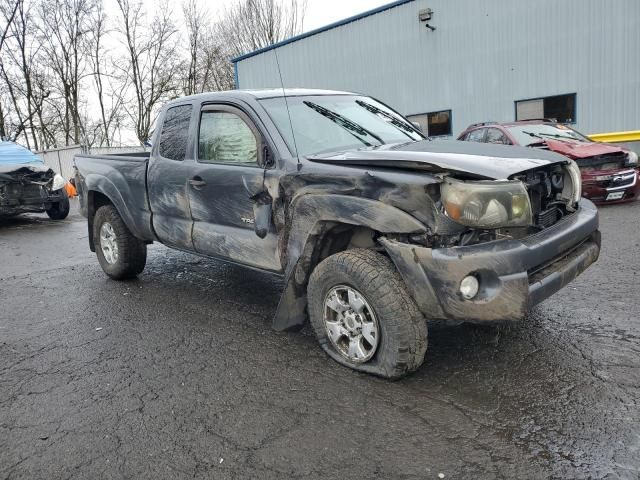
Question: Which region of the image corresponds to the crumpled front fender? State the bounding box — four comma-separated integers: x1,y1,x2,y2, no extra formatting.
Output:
272,194,427,331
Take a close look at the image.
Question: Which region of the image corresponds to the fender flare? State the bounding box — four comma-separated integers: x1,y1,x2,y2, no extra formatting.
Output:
85,174,153,247
272,194,427,330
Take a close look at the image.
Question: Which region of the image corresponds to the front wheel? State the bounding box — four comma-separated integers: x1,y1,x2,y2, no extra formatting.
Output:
93,205,147,279
46,189,70,220
307,249,428,379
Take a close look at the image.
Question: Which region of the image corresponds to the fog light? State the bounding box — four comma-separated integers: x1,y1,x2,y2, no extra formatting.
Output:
460,275,479,300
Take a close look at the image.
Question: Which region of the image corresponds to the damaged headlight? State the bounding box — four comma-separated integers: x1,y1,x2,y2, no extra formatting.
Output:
51,174,66,191
441,177,532,228
626,151,638,166
564,160,582,205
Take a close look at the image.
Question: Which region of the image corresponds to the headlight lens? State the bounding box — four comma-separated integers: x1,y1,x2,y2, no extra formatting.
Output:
441,177,533,228
565,160,582,205
52,174,66,191
626,151,638,166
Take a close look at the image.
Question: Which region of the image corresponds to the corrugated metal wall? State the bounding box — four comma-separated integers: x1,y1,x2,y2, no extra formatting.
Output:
36,145,147,179
236,0,640,136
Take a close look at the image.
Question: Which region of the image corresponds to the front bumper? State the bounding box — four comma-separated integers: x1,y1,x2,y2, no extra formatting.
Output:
582,168,640,204
0,184,64,216
380,199,600,323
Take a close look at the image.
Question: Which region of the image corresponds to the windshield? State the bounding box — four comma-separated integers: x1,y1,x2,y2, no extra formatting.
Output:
507,124,591,146
259,95,424,156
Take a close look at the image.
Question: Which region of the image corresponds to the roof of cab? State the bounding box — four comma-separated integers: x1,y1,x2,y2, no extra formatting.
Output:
164,88,357,107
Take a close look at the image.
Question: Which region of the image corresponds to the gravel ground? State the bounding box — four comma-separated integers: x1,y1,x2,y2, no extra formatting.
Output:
1,199,639,479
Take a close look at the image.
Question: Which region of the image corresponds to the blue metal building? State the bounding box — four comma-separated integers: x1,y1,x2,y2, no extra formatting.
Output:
233,0,640,137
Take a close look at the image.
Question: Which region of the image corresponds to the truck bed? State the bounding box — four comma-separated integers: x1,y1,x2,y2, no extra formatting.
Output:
74,151,155,242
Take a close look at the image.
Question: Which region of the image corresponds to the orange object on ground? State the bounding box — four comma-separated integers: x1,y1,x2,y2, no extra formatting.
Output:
64,181,77,197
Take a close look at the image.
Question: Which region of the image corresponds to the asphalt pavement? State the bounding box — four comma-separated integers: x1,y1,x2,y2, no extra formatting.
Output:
1,199,639,479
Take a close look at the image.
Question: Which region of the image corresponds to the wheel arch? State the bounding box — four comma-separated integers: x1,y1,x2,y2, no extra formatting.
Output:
86,190,114,252
272,194,427,331
84,173,153,251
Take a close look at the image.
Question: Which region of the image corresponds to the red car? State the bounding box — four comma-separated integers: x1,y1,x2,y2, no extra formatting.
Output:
458,120,639,204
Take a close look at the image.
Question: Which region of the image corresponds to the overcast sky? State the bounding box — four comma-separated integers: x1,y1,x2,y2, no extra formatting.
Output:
303,0,391,31
101,0,392,32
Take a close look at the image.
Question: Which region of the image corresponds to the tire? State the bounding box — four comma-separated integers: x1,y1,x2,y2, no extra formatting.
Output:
93,205,147,279
308,249,428,379
46,189,70,220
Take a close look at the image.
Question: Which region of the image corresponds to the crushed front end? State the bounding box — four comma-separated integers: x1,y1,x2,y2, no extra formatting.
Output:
0,166,62,216
578,151,639,204
380,161,600,323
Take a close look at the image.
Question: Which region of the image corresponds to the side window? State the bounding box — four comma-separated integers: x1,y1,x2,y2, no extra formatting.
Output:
198,111,258,164
159,105,192,161
466,128,486,142
485,128,510,144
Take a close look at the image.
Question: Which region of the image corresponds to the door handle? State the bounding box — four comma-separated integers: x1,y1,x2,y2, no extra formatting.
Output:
189,177,206,189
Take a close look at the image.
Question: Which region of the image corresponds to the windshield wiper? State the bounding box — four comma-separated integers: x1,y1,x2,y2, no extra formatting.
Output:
522,130,543,140
522,130,553,146
523,130,578,142
355,100,421,141
303,101,385,147
536,132,580,141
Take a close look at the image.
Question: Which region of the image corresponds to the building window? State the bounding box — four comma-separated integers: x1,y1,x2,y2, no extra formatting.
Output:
515,93,576,123
407,110,452,137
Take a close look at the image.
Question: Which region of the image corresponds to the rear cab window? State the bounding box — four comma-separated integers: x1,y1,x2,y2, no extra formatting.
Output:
159,105,193,161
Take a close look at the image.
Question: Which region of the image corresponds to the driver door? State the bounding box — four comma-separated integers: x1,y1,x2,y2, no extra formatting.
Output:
187,104,282,272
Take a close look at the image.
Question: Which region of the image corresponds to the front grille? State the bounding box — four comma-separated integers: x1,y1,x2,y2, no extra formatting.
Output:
608,171,636,188
0,183,47,205
584,169,637,192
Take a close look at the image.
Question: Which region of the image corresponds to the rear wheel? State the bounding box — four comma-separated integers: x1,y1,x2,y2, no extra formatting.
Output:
308,249,428,379
46,189,70,220
93,205,147,279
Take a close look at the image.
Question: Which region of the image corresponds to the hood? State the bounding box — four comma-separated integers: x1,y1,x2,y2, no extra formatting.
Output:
542,138,625,159
307,140,569,180
0,141,47,174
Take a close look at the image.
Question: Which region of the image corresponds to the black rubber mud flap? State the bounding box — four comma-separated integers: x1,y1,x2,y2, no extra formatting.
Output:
272,277,307,331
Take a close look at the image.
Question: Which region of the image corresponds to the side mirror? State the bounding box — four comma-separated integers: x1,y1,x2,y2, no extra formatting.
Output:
250,191,272,239
259,144,275,168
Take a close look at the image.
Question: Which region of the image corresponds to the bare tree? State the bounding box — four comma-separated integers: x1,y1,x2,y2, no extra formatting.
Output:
116,0,181,144
0,0,20,54
181,0,235,94
198,29,235,92
217,0,307,59
0,0,306,148
38,0,96,146
89,1,125,146
0,0,43,148
181,0,203,96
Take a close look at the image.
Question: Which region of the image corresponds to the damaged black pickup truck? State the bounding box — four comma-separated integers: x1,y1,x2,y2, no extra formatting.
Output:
74,89,600,378
0,141,70,219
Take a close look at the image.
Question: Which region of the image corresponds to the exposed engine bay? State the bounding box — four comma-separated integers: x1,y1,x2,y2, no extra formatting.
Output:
0,164,63,216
